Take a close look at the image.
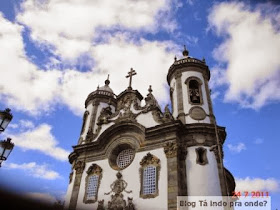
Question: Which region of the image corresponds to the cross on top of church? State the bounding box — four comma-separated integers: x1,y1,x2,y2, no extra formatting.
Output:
126,68,137,90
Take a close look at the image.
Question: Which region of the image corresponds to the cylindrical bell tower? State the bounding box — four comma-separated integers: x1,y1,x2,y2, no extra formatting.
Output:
78,76,116,144
167,47,232,197
167,46,214,124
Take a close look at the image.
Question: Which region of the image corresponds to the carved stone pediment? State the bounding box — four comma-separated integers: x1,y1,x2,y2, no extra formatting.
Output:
140,152,160,167
87,163,102,175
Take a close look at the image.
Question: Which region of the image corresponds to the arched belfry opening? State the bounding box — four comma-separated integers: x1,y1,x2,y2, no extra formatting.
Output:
189,79,201,104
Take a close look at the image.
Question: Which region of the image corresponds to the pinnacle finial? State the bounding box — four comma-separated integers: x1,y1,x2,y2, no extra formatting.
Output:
97,84,100,90
105,74,110,85
148,85,153,94
174,56,177,61
182,45,189,57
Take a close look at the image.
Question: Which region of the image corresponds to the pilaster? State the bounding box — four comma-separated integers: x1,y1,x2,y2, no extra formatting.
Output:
175,72,185,124
69,160,85,210
164,142,179,210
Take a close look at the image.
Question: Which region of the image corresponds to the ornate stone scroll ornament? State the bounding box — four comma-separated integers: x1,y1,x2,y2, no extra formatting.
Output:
115,104,138,123
85,126,94,143
133,85,160,113
97,106,113,125
125,197,135,210
140,153,160,167
74,160,85,174
105,172,133,210
162,105,174,122
164,142,178,158
97,200,105,210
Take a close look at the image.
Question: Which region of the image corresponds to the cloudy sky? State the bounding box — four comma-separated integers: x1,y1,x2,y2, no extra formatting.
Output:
0,0,279,208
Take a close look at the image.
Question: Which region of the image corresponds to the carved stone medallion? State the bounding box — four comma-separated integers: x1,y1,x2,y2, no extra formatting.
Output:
189,106,206,120
193,134,206,144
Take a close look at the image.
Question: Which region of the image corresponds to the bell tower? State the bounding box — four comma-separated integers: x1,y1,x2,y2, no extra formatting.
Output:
168,45,214,124
167,46,234,198
78,75,117,145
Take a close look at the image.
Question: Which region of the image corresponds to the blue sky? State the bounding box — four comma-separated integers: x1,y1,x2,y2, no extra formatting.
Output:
0,0,279,208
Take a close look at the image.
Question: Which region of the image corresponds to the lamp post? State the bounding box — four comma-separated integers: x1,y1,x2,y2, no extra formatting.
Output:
0,138,14,167
0,108,14,167
0,108,13,133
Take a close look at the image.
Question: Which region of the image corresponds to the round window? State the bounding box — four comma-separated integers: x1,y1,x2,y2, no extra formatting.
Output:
116,149,134,169
108,143,135,170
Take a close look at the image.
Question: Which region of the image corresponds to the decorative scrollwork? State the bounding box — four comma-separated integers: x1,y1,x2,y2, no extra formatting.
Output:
164,142,178,158
140,152,160,167
74,160,85,174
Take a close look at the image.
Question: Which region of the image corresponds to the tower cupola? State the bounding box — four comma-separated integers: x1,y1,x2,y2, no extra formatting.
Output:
168,46,214,124
80,75,117,145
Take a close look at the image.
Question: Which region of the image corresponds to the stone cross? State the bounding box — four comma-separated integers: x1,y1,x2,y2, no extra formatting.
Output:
126,68,137,89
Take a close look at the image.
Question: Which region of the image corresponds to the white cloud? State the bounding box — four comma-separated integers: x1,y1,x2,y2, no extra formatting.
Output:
227,142,246,153
19,120,35,129
4,162,61,180
24,192,57,204
0,13,61,115
236,177,279,192
16,0,175,59
0,9,177,116
89,36,176,105
8,124,70,161
208,2,280,109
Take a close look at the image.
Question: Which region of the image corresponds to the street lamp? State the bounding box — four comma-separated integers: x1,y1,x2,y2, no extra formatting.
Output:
0,108,13,133
0,138,14,167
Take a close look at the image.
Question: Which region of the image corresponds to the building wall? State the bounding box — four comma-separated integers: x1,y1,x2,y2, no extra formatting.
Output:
186,146,221,196
73,148,168,210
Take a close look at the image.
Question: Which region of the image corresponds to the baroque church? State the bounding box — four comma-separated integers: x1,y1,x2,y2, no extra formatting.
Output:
64,47,236,210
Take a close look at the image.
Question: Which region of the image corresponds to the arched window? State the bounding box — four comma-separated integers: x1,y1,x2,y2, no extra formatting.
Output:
195,147,208,165
140,153,160,199
185,77,203,105
84,164,102,203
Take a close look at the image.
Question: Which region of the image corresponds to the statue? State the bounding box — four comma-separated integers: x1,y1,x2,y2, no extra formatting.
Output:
125,197,135,210
105,172,133,210
97,200,105,210
105,172,132,196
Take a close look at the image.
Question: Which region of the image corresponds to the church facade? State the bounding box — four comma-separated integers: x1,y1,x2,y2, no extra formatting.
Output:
64,48,235,210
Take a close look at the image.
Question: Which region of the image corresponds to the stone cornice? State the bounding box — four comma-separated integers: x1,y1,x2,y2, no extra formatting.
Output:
85,90,117,108
167,58,210,85
68,122,227,163
117,88,143,101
